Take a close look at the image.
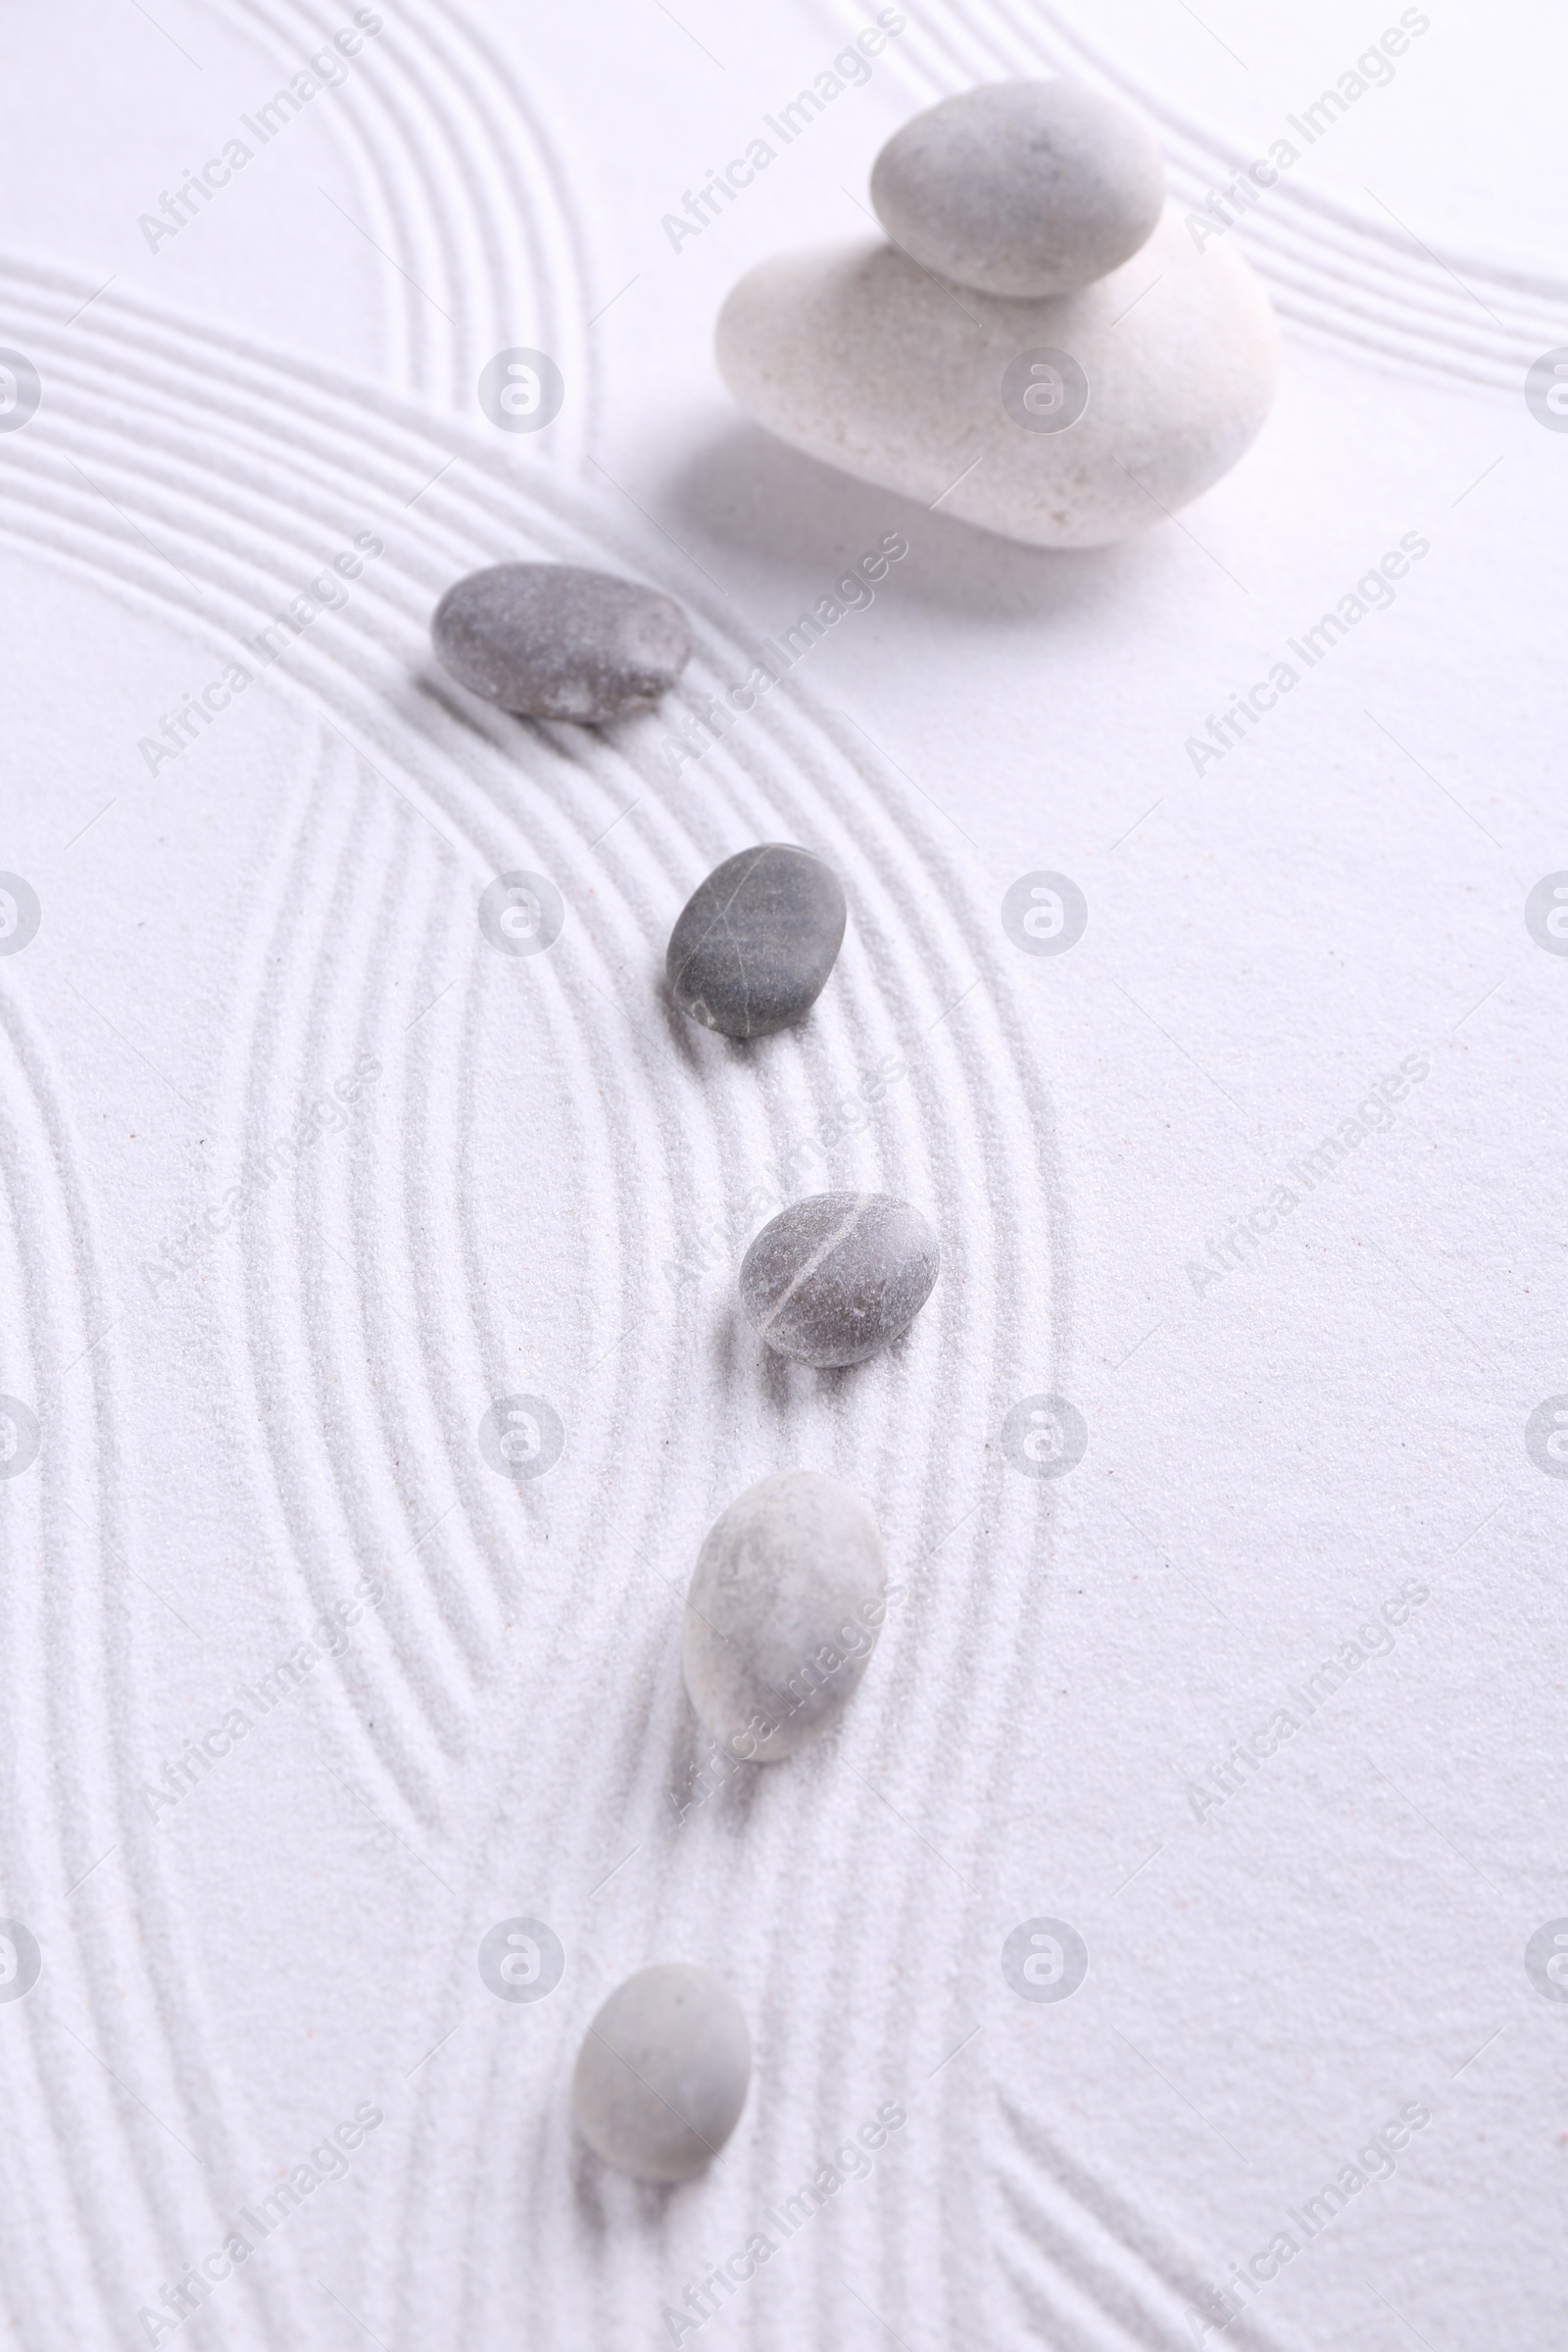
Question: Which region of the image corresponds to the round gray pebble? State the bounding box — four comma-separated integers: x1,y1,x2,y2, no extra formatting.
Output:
869,80,1165,299
572,1962,751,2181
740,1193,939,1367
684,1471,886,1761
431,563,692,723
666,844,847,1039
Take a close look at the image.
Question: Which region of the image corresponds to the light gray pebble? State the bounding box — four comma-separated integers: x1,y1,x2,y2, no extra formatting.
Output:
740,1193,939,1367
572,1963,751,2181
431,563,692,723
684,1471,886,1761
667,844,846,1039
869,80,1165,298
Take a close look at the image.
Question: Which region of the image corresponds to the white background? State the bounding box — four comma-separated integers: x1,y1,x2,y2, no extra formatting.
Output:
0,2,1563,2347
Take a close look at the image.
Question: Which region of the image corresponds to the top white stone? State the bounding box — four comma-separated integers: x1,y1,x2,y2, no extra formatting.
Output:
869,79,1165,298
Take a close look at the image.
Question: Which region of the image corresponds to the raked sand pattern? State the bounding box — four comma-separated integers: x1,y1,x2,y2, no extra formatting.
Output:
0,251,1084,2345
0,5,1562,2348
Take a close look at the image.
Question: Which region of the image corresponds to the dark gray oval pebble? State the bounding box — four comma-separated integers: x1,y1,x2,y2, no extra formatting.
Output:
666,844,846,1038
739,1193,939,1367
431,563,692,722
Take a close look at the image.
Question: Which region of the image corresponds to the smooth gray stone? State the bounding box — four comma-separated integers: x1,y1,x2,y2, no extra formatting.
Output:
869,80,1164,298
739,1193,939,1367
666,844,846,1038
684,1471,886,1762
431,563,692,722
572,1963,751,2181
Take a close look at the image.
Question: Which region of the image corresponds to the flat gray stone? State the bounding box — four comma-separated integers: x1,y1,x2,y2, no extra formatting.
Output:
667,844,846,1038
684,1471,886,1761
740,1193,939,1367
431,563,692,723
572,1963,750,2181
870,80,1165,299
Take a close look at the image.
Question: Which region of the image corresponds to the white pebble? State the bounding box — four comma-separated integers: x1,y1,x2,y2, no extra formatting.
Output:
715,213,1278,550
572,1963,750,2181
684,1471,886,1762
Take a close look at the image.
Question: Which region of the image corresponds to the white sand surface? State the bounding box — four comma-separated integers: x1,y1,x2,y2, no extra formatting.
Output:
0,3,1562,2346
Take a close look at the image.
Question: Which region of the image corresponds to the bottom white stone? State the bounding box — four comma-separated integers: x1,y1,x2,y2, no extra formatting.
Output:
714,209,1279,550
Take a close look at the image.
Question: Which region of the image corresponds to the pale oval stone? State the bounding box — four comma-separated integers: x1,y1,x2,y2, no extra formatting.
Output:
870,80,1165,298
572,1963,750,2181
667,843,847,1038
714,213,1278,550
431,563,692,722
739,1193,939,1367
684,1471,886,1762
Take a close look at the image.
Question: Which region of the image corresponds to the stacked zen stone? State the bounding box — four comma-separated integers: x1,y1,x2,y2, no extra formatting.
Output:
716,78,1279,549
